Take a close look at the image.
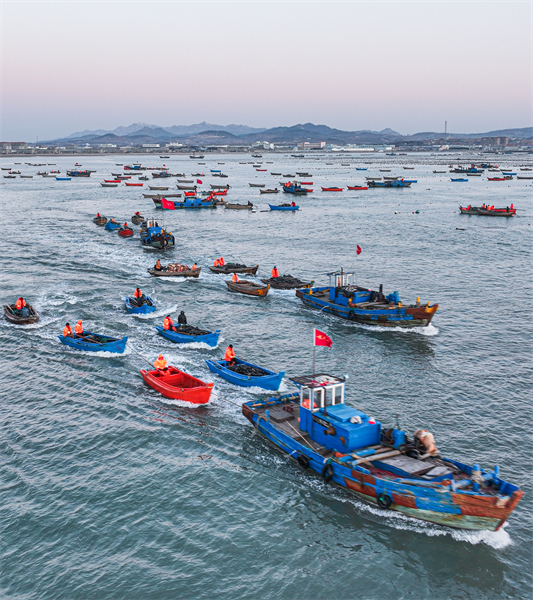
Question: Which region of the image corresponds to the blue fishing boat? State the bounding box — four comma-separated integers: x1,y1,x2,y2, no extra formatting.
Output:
58,331,128,353
269,204,299,211
242,374,524,531
206,357,285,391
104,221,121,230
55,176,71,181
451,178,468,182
140,220,175,249
210,169,221,173
66,170,91,177
356,168,367,171
152,197,215,210
125,296,156,314
368,180,411,188
296,270,438,328
402,179,417,183
156,325,221,347
282,182,310,195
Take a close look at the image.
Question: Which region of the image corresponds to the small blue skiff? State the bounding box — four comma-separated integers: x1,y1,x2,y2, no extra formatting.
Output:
451,178,468,182
55,176,71,181
156,326,221,347
125,296,156,314
105,221,121,230
205,358,285,391
269,204,299,211
58,331,128,353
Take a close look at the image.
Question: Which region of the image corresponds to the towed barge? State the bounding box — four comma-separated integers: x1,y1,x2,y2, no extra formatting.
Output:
243,374,523,531
296,270,438,328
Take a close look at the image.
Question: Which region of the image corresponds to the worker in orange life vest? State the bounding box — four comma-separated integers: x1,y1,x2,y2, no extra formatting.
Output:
163,315,176,331
63,323,73,337
154,354,167,370
191,263,197,270
224,344,235,365
15,297,26,311
214,258,220,267
232,273,239,283
271,266,279,278
74,319,84,335
219,257,225,266
96,213,101,218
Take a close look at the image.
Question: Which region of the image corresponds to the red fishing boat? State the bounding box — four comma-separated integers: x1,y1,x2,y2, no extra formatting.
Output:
347,185,369,190
487,177,506,181
212,189,228,196
125,182,143,187
118,227,134,237
322,187,344,192
301,182,313,185
105,179,121,183
256,169,267,171
140,366,214,404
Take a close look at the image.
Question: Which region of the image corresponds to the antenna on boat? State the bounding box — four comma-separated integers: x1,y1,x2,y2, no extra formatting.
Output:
395,414,400,430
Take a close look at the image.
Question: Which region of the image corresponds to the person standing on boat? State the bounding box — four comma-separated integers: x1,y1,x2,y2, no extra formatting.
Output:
219,257,225,266
154,354,167,371
214,258,220,267
271,266,279,278
232,273,239,283
154,259,162,271
224,344,235,365
133,288,145,305
74,319,84,336
191,263,197,270
178,311,187,326
163,315,176,332
63,323,73,337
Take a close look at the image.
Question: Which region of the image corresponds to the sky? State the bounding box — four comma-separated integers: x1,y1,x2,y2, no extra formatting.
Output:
1,0,531,141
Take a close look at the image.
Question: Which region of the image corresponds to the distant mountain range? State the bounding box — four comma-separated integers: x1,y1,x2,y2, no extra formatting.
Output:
48,122,533,146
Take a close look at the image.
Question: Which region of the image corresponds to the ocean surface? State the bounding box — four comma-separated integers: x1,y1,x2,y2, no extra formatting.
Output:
1,153,532,600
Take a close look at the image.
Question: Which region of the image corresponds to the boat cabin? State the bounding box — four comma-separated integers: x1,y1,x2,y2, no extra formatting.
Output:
291,374,382,453
327,270,392,305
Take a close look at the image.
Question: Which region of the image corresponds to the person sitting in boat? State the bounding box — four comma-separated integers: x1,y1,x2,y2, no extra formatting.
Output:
271,266,279,278
224,344,235,366
110,218,116,223
247,201,253,206
122,222,129,229
133,288,145,306
414,429,439,456
191,263,197,270
74,319,84,336
510,204,514,210
96,212,101,218
291,201,296,207
154,259,163,271
134,211,141,216
153,354,167,371
178,311,187,326
63,322,73,338
163,315,176,332
219,257,225,266
232,273,239,283
15,297,26,313
214,258,220,267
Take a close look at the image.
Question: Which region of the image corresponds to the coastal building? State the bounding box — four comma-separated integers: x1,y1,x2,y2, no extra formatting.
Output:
297,141,326,150
0,141,28,154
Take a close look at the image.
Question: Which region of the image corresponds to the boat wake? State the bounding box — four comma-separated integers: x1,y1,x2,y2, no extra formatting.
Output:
175,341,220,350
134,304,178,319
2,315,62,330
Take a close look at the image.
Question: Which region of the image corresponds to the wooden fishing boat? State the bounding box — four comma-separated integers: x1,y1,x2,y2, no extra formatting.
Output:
20,175,33,178
131,214,144,224
4,175,16,178
125,182,143,187
488,177,506,181
256,169,267,172
347,185,369,190
66,170,91,177
459,206,516,217
104,221,121,231
260,188,279,194
58,331,128,353
206,357,284,391
143,193,182,198
4,303,40,324
225,203,253,210
125,296,156,314
517,175,533,179
104,179,121,183
177,179,194,183
260,275,313,289
177,184,197,190
249,183,265,187
140,366,214,404
118,227,134,237
156,325,220,347
101,183,118,187
433,170,446,173
368,180,411,188
208,264,258,275
210,184,230,189
226,280,270,296
242,373,523,531
148,264,201,277
93,216,108,225
149,186,169,191
297,270,438,328
321,187,343,192
269,204,299,211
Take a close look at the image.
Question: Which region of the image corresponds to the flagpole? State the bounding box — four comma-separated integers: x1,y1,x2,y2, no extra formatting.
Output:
312,329,316,375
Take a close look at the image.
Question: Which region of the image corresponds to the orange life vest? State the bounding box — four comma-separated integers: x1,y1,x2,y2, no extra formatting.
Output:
219,257,225,265
74,321,83,334
134,289,142,298
214,259,220,267
154,356,167,370
271,267,279,278
163,317,173,330
232,273,239,282
16,298,25,310
224,347,235,362
63,325,73,337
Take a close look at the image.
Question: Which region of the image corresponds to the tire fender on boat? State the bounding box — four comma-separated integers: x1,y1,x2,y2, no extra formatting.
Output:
321,462,334,483
377,493,392,509
297,454,310,469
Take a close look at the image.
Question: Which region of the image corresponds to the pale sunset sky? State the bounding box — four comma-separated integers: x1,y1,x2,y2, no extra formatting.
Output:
1,0,531,140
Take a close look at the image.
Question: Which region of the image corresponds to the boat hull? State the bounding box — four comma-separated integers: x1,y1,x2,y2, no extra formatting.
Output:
269,205,299,211
156,326,220,347
260,278,314,290
206,359,284,390
58,332,128,353
296,289,438,328
148,267,201,278
242,403,522,531
140,367,213,403
125,296,156,314
3,304,40,325
226,281,270,296
208,264,259,275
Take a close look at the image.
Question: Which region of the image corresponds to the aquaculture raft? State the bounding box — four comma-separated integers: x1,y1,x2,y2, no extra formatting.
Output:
242,374,523,531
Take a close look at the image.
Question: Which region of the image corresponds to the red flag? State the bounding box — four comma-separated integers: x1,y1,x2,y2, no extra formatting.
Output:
196,179,203,184
160,197,175,210
314,329,332,347
356,245,362,255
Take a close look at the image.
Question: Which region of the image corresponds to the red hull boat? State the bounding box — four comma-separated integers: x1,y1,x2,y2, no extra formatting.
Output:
126,182,143,187
301,182,313,185
322,187,343,192
347,185,369,190
118,228,134,237
140,366,214,404
488,177,506,181
212,189,228,196
105,179,121,183
256,169,267,171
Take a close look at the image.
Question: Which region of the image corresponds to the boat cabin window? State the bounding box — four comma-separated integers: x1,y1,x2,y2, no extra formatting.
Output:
329,271,355,288
300,383,345,412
